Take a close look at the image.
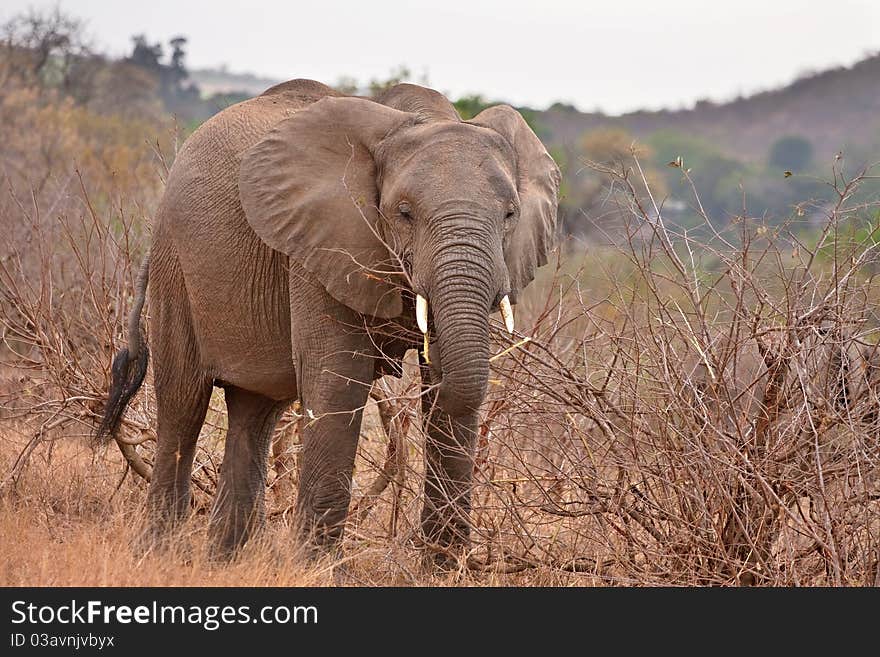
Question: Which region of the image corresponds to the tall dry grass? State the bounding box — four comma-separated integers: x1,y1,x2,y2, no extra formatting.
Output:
1,59,878,584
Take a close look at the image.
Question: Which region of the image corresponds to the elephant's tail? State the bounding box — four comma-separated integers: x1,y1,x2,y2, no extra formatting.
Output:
96,254,151,444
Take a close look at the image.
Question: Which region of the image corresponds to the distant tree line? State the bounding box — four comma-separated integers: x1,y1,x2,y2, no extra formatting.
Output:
5,6,864,241
554,124,833,238
127,34,200,115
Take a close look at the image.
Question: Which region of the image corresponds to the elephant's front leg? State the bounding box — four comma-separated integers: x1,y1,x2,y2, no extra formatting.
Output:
295,351,373,550
419,357,478,567
289,274,377,552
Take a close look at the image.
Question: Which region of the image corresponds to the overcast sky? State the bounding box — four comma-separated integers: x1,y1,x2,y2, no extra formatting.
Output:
4,0,879,114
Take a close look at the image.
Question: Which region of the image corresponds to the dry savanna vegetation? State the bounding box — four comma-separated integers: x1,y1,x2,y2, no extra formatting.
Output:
2,10,879,587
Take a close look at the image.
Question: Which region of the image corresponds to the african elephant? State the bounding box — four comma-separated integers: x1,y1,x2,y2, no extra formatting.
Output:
98,79,560,564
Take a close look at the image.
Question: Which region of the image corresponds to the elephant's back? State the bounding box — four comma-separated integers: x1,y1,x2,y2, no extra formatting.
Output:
156,78,340,265
189,78,339,154
164,79,339,199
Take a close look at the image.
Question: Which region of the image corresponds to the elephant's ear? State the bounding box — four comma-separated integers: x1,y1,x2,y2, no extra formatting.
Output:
239,97,413,318
469,105,561,302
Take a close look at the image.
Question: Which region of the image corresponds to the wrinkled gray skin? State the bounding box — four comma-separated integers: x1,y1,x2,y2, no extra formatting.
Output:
108,79,559,563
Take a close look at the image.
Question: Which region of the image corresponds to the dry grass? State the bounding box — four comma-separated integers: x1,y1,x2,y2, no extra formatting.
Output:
0,404,589,586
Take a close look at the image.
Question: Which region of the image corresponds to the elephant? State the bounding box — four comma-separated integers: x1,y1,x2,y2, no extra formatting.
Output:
98,79,560,565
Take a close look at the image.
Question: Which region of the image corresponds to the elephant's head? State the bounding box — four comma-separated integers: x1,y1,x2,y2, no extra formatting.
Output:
239,83,560,416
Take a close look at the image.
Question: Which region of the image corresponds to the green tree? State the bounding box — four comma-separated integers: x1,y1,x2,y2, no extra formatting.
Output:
768,135,814,172
648,130,748,221
547,101,578,112
559,127,667,235
367,65,418,96
1,7,93,93
453,94,542,137
333,75,358,95
453,94,490,120
127,34,200,118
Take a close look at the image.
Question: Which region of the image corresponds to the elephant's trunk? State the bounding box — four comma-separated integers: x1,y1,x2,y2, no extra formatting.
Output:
428,238,496,417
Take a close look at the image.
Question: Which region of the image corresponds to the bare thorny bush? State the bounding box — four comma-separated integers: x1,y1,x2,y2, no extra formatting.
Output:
2,141,879,584
463,154,880,585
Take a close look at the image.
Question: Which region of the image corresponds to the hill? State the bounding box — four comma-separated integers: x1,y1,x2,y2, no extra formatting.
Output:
538,53,880,165
189,53,880,166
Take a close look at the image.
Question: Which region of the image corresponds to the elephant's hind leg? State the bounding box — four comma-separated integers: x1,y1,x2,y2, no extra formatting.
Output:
142,361,212,549
208,387,286,559
141,247,213,550
142,340,212,548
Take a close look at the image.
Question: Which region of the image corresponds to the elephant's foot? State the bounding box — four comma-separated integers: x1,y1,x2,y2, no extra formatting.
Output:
294,515,346,563
420,547,463,574
293,479,352,556
206,527,262,563
419,514,471,574
207,500,265,562
132,525,171,556
134,490,193,556
132,519,197,564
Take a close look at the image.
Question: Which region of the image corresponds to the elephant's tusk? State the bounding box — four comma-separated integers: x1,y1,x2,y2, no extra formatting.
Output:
500,295,514,333
422,331,431,364
416,294,429,334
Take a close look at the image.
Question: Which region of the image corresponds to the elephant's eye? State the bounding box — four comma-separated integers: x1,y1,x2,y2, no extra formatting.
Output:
398,201,412,219
504,205,518,225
